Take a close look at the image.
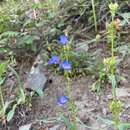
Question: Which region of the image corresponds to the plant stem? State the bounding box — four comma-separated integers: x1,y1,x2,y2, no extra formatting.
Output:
111,33,116,99
66,72,77,130
111,15,117,99
111,33,114,59
111,15,115,60
91,0,97,32
64,45,77,129
0,86,5,114
63,42,77,130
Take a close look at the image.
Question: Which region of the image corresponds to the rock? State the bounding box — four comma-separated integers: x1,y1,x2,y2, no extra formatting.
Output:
49,125,60,130
107,88,130,99
49,125,65,130
19,123,32,130
24,54,47,96
75,41,89,52
116,88,130,98
102,108,108,116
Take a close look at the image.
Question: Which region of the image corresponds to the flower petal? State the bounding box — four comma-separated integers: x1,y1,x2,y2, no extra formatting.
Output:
60,60,72,70
58,35,69,45
48,55,60,65
57,95,68,105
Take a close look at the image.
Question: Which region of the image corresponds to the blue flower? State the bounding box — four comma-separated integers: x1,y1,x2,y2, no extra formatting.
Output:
57,95,68,105
48,55,60,65
60,60,72,70
58,35,69,45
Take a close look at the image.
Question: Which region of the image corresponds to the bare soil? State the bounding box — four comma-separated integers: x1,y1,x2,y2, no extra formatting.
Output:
1,31,130,130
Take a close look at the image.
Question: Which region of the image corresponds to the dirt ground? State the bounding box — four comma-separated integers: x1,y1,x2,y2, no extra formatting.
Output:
1,31,130,130
1,68,130,130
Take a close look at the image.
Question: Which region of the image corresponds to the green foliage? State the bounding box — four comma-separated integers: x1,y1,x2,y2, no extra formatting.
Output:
6,104,17,122
0,61,8,121
91,3,120,92
59,114,78,130
8,65,26,104
118,123,130,130
0,61,26,122
0,0,130,129
109,100,123,125
48,37,101,77
98,117,130,130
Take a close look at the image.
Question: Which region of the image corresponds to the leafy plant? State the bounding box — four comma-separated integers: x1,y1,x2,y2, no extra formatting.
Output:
4,65,27,122
91,2,119,92
0,59,27,122
0,61,9,122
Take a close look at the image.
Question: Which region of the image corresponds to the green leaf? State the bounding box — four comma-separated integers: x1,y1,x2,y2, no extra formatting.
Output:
118,123,130,130
97,117,115,126
59,114,72,130
22,35,40,45
8,65,26,104
7,109,15,122
91,81,101,92
17,87,26,104
0,31,19,38
36,89,44,97
0,62,8,76
120,13,130,19
3,101,13,112
7,105,17,122
0,77,5,85
108,74,116,89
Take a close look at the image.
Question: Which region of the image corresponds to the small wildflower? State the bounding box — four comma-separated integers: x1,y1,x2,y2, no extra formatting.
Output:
48,55,60,65
57,95,68,105
60,60,72,70
58,34,69,45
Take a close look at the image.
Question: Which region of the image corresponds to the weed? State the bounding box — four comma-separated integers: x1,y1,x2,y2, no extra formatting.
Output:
108,3,130,130
91,2,119,92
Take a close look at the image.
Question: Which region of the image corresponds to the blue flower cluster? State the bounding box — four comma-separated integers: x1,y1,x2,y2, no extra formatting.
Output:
48,34,72,71
48,34,71,105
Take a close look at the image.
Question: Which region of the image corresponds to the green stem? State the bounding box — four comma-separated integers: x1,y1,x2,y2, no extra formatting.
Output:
0,86,5,113
63,45,69,61
66,73,77,130
111,15,115,60
111,15,117,99
111,35,114,59
66,75,72,103
111,34,116,99
63,42,77,130
91,0,97,32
